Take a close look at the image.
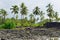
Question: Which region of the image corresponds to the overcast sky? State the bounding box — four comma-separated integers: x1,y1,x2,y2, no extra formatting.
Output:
0,0,60,19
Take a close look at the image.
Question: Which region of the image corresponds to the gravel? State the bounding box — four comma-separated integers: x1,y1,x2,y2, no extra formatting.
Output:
0,28,60,40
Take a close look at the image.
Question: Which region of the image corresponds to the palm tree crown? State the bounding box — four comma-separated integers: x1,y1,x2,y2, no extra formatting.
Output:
33,6,40,15
46,3,54,22
10,5,19,14
20,3,28,19
46,4,54,18
0,9,7,16
20,3,28,15
0,9,7,23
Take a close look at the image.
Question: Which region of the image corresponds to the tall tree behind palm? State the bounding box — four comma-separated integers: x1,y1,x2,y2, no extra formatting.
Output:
29,14,34,21
29,14,35,26
10,5,19,20
33,6,40,23
39,11,45,21
29,14,35,23
0,9,7,23
54,12,58,22
46,4,54,22
20,3,28,19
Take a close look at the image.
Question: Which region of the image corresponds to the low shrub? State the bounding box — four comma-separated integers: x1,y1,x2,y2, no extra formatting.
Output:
3,19,16,29
0,24,5,29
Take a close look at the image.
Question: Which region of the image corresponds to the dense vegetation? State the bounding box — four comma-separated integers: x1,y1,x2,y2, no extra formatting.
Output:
0,3,60,29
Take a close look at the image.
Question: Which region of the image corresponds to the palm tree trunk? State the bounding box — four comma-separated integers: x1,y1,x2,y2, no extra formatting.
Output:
4,15,5,23
21,14,22,19
50,18,51,22
22,15,24,26
21,14,23,26
16,14,18,25
2,16,3,23
13,14,15,19
34,15,36,23
16,14,18,20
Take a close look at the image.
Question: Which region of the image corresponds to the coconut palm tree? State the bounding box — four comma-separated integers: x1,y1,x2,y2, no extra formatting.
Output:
33,6,40,23
20,3,28,26
10,5,19,19
20,3,28,19
46,3,54,22
33,6,40,16
0,9,7,23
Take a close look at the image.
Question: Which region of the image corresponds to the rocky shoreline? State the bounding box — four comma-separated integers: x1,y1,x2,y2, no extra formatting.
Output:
0,28,60,40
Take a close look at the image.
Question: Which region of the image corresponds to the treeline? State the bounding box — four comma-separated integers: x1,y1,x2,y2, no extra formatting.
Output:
0,3,60,29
